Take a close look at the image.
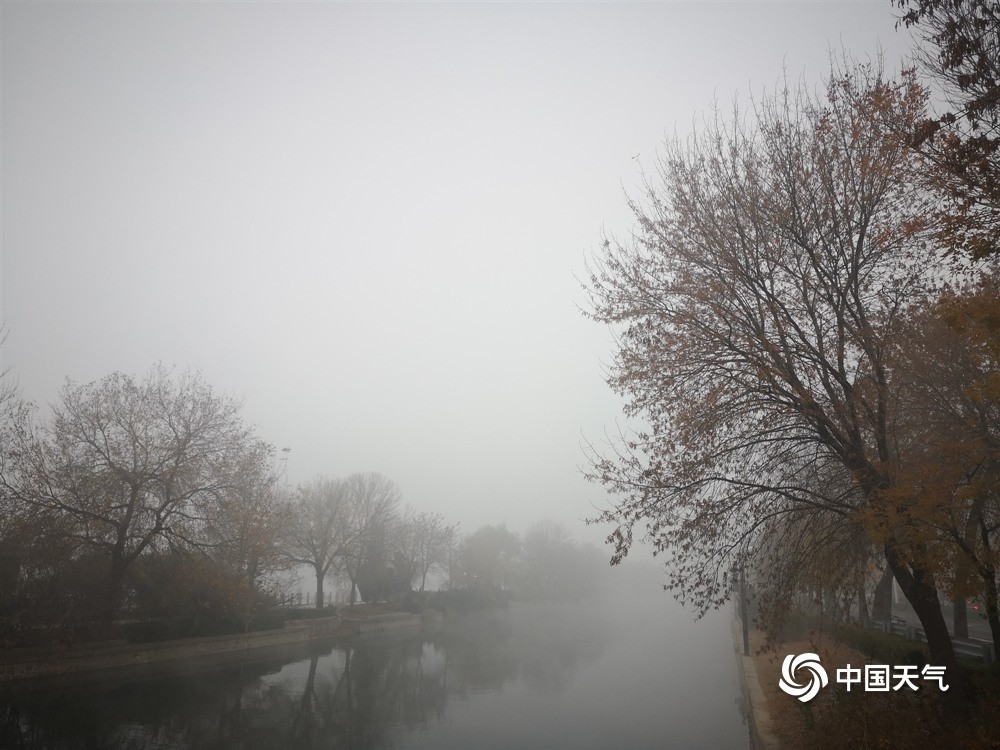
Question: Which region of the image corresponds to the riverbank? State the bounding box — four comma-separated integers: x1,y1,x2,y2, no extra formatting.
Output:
734,616,1000,749
739,627,863,750
0,609,425,690
731,613,780,750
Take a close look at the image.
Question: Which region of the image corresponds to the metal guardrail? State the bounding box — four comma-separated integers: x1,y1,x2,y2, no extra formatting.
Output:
955,638,996,664
871,619,995,665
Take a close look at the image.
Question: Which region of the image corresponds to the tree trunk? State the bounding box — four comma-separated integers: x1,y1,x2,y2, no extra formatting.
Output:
824,590,838,623
349,577,358,606
983,575,1000,648
884,543,970,712
855,542,869,627
104,553,128,630
953,590,969,639
740,568,750,656
857,579,869,627
872,564,893,622
314,564,325,609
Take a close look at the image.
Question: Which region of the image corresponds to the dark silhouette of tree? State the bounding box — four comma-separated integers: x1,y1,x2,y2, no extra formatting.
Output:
198,439,286,623
338,472,401,605
451,524,521,592
1,365,268,624
282,476,356,609
283,472,401,607
395,510,459,593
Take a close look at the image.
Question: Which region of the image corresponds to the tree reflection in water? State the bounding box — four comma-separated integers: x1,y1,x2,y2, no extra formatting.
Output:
0,602,612,749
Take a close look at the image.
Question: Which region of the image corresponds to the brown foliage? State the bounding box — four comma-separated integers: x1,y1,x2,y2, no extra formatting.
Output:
897,0,1000,258
584,61,981,701
585,62,934,607
885,277,1000,643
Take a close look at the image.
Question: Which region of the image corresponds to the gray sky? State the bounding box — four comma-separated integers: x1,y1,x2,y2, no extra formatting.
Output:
1,1,912,548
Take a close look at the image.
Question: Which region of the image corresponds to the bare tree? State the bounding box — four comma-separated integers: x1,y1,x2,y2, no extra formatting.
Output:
339,472,401,605
200,439,287,617
451,524,521,593
750,491,875,637
282,477,355,609
283,472,402,607
584,62,974,699
1,365,269,623
520,519,575,600
403,511,458,593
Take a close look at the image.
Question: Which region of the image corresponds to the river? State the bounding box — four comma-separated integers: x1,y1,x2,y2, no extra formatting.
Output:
0,593,749,749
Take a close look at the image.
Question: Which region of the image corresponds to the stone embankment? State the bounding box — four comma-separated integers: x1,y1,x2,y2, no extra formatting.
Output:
731,612,781,750
0,611,424,688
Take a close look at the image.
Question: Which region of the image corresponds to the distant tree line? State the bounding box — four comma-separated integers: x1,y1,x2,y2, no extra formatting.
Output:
0,365,601,646
584,0,1000,711
283,473,459,608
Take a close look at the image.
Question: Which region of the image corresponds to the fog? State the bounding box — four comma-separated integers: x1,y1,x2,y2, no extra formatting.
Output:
1,2,912,547
1,562,748,749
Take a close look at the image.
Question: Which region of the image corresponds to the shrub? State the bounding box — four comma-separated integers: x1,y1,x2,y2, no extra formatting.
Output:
281,605,339,621
833,623,929,666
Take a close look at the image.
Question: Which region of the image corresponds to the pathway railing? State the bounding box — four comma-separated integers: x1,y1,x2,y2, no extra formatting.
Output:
870,618,995,665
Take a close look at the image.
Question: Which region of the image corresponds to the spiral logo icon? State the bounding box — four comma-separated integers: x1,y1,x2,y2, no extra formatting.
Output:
778,652,828,702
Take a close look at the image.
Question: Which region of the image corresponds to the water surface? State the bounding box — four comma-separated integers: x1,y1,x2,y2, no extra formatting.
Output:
1,597,748,749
